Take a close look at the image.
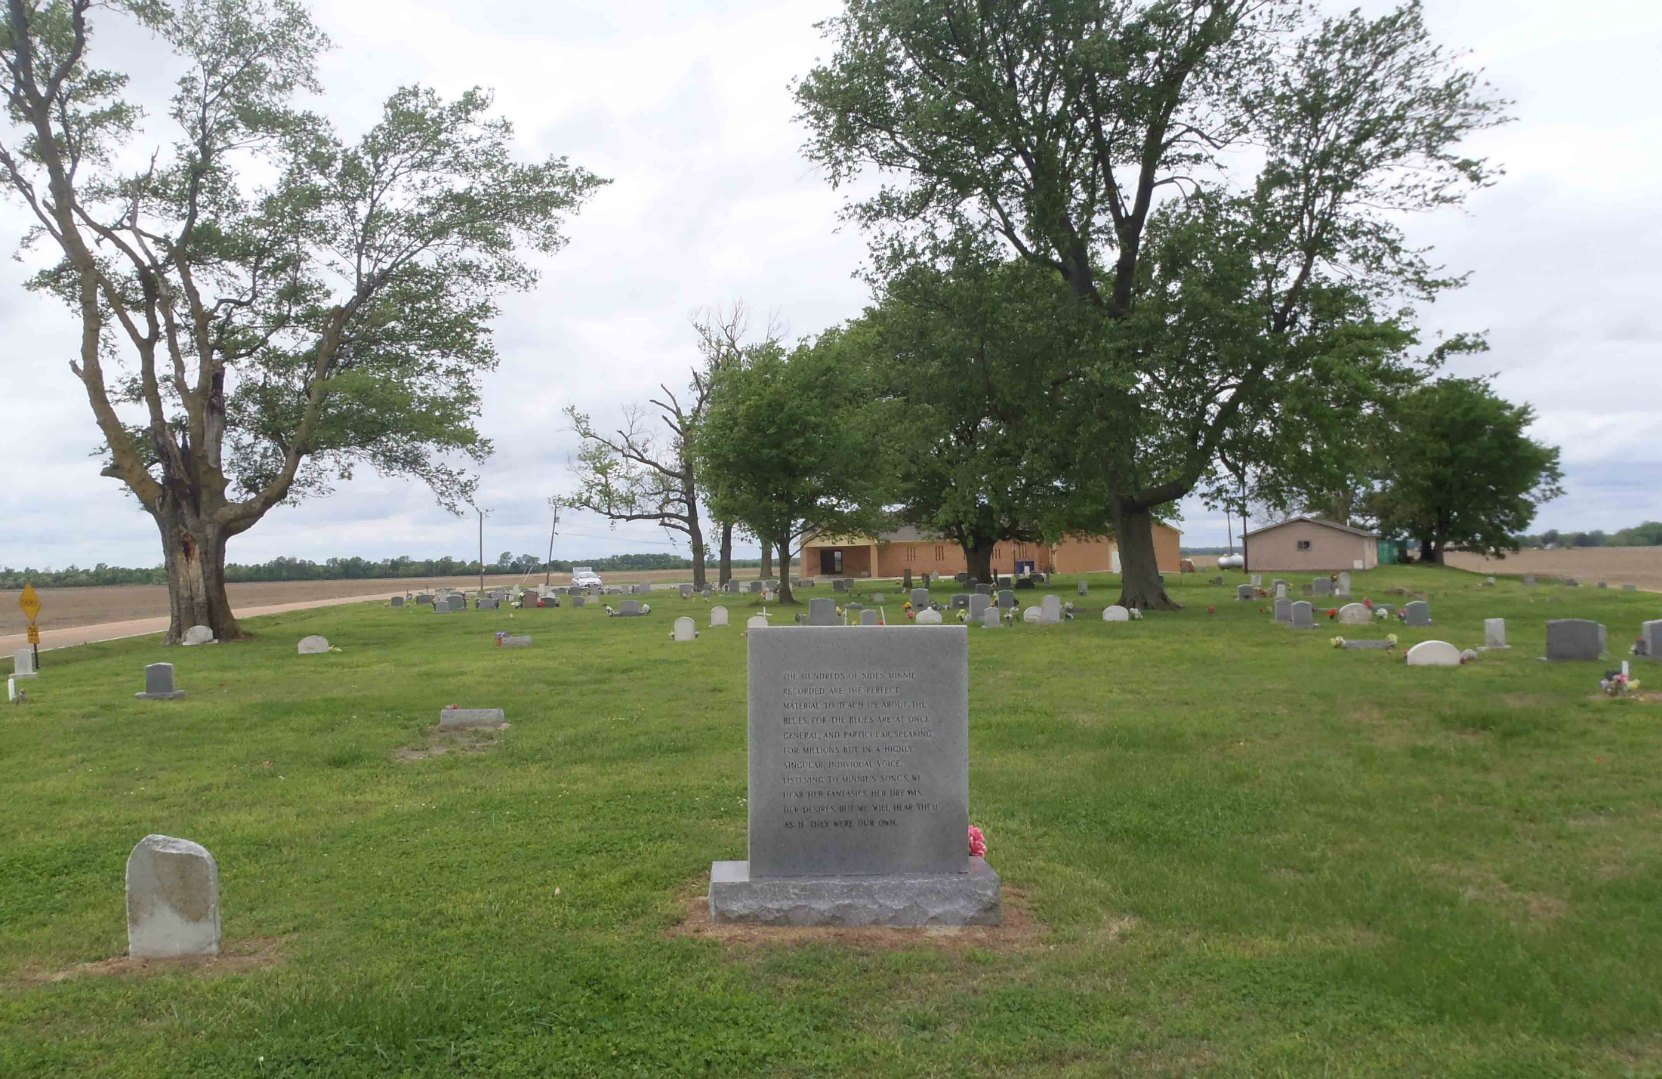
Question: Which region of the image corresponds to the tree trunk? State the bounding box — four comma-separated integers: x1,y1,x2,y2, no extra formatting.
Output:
760,542,773,581
960,534,996,583
1419,535,1443,564
1112,500,1178,611
719,522,734,585
687,518,707,591
776,538,795,605
156,508,242,643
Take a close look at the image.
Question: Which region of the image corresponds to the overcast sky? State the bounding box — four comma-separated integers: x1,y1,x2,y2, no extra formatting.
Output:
1,0,1657,570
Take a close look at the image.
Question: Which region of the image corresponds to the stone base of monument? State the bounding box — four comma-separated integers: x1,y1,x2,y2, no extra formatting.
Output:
708,858,1001,927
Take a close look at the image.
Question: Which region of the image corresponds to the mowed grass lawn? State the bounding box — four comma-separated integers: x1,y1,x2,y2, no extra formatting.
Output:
3,567,1660,1076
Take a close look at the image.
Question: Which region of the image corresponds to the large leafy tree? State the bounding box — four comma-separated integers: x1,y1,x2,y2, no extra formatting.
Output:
1368,377,1563,563
0,0,603,641
857,250,1084,580
797,0,1505,609
694,329,886,605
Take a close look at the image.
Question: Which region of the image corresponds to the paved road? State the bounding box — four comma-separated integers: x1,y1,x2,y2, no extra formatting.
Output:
0,590,407,655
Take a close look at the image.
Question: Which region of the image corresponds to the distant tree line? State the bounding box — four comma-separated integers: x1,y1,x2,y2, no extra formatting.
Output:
1515,524,1662,549
0,553,762,591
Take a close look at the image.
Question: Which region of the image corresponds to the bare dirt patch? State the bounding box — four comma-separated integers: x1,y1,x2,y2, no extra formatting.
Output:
394,727,506,762
667,884,1050,952
8,935,288,988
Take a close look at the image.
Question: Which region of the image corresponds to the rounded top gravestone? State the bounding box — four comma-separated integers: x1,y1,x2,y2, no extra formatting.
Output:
126,834,220,959
297,635,331,655
181,625,214,646
1336,603,1371,625
672,616,697,642
709,606,729,627
1022,606,1043,623
1102,605,1131,622
915,609,943,624
1405,640,1463,667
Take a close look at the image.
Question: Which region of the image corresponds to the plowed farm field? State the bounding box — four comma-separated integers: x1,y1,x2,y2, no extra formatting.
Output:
1445,547,1662,591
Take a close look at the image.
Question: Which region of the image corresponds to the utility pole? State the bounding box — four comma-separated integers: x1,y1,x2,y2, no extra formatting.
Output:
545,500,561,586
476,506,490,595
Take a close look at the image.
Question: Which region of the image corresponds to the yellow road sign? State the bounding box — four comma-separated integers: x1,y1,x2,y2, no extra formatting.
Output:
26,626,40,645
19,583,41,623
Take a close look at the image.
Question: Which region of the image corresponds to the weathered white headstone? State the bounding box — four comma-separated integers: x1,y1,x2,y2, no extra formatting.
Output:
1336,603,1370,625
1406,641,1462,667
1274,581,1289,600
1021,606,1043,623
980,607,1001,629
710,606,728,627
1102,605,1130,623
12,648,36,680
1040,595,1062,624
1273,598,1291,623
297,635,331,655
181,625,214,646
709,626,999,926
126,835,220,959
1484,618,1508,649
673,616,697,642
915,609,943,624
1641,620,1662,660
1288,601,1316,629
747,614,769,630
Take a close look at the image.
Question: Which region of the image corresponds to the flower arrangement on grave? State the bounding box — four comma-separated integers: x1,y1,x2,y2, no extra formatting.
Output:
1363,597,1374,609
494,631,509,646
1207,606,1216,615
1600,671,1641,697
1386,634,1399,648
1331,636,1346,648
1327,608,1339,620
968,825,987,858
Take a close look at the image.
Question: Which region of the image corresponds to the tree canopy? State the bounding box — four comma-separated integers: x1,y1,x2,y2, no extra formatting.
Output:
1368,377,1563,562
796,0,1507,608
0,0,603,639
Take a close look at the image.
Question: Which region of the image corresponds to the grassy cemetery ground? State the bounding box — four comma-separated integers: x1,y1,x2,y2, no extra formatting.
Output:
3,567,1660,1075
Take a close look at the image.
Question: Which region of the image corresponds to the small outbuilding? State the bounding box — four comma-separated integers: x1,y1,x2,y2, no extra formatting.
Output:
1244,516,1379,574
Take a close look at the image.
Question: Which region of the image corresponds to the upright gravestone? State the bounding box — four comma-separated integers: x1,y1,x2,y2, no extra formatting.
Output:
680,584,694,599
416,594,433,605
135,663,185,700
181,625,214,646
440,707,506,729
902,568,913,589
1545,619,1604,661
920,573,932,587
1337,571,1352,595
1040,595,1062,624
572,595,587,609
710,606,729,627
747,614,770,630
749,581,765,594
915,609,943,624
12,648,36,680
1274,598,1291,624
1076,581,1088,597
950,594,970,610
1402,601,1431,626
673,616,697,642
447,595,466,612
1289,601,1315,629
911,588,931,609
968,594,991,622
808,598,838,626
1406,641,1463,667
981,607,1001,629
1250,574,1262,587
617,600,643,617
996,590,1016,610
1484,619,1508,649
297,635,331,655
1236,584,1254,601
1022,606,1043,623
710,626,998,926
860,610,880,626
833,579,848,593
1336,603,1370,625
477,598,499,611
1274,581,1289,601
1313,578,1333,597
1102,605,1130,623
391,595,405,608
1641,620,1662,660
126,835,220,958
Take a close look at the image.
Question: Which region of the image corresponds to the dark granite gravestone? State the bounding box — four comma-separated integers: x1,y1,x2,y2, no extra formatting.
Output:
1403,601,1431,627
709,626,999,926
1546,619,1605,661
135,662,185,700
